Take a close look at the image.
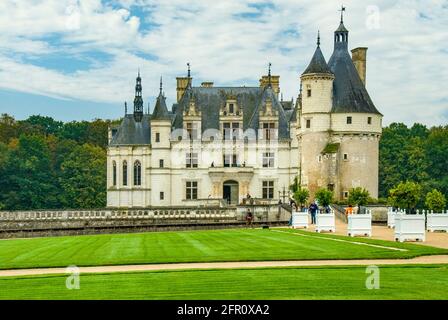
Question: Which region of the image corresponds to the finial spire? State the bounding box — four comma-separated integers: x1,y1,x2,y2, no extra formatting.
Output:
187,62,191,78
159,75,163,95
138,68,140,78
317,30,321,47
268,62,272,87
339,5,346,23
125,101,127,114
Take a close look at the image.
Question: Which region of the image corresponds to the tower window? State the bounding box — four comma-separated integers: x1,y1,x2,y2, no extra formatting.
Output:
346,116,352,124
160,192,164,200
367,117,372,125
306,119,311,128
155,132,160,142
307,89,311,97
343,191,349,198
343,153,348,161
159,159,164,168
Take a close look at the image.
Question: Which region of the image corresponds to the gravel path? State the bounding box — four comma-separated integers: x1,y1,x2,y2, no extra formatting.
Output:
0,255,447,277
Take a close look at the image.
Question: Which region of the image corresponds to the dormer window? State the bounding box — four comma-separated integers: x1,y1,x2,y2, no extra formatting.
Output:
229,103,234,114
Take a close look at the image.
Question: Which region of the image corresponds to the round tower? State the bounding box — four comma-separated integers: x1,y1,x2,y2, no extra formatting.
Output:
298,32,335,197
327,9,383,200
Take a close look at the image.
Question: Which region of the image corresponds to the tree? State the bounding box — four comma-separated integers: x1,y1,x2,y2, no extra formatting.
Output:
315,188,333,207
293,187,309,209
0,134,60,209
20,115,63,136
59,144,106,209
425,189,446,212
348,187,370,206
388,181,422,213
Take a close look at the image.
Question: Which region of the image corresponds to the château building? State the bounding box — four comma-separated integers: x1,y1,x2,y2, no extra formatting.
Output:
106,12,382,208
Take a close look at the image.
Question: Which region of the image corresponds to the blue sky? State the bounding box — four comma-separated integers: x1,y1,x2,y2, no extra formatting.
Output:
0,0,447,126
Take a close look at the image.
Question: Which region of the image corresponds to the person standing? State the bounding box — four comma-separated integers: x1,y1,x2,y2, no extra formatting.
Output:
309,201,318,224
246,209,253,228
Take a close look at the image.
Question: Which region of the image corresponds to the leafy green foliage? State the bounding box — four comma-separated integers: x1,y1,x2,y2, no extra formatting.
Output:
379,123,448,205
0,114,113,210
315,188,333,207
425,189,446,212
348,187,370,206
293,188,309,208
388,181,422,212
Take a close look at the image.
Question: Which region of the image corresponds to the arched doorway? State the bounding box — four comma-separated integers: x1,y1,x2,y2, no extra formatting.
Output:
223,180,239,205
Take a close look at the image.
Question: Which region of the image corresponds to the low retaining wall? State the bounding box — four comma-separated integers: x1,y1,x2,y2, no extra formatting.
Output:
0,205,291,238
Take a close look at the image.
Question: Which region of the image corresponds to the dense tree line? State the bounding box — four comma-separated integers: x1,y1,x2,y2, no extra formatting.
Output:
0,114,447,210
379,123,448,206
0,114,119,210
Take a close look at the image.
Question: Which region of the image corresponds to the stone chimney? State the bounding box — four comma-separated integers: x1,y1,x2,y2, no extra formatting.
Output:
176,77,191,102
351,47,367,86
259,75,280,97
201,82,214,88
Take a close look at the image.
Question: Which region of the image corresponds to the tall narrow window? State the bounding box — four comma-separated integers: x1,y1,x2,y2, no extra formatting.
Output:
307,89,311,97
112,161,117,186
367,117,372,125
122,161,128,186
155,132,160,142
159,159,164,168
262,181,274,199
133,160,141,186
263,122,275,140
229,103,234,114
186,122,197,140
306,119,311,128
160,192,164,200
186,181,198,200
223,154,238,167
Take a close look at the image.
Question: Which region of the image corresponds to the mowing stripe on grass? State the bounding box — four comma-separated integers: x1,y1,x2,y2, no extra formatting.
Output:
271,229,408,252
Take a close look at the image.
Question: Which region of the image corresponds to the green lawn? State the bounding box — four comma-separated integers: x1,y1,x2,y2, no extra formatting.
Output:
1,265,447,299
0,228,446,270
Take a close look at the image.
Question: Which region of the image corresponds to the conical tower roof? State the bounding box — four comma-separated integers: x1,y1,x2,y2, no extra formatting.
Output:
152,77,171,120
302,32,332,75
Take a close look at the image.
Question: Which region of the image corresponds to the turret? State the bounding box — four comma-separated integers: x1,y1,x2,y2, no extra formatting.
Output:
151,76,172,149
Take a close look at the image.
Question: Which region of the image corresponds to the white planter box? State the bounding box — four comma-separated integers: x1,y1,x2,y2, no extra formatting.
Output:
394,214,425,242
387,211,396,228
347,214,372,237
427,214,448,232
291,212,309,229
315,213,335,233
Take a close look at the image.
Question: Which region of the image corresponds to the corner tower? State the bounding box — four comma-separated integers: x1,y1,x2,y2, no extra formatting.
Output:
298,32,335,198
326,9,383,200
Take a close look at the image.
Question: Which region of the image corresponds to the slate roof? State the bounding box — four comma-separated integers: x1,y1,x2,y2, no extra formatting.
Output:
302,46,332,75
152,92,171,120
327,22,382,115
109,114,151,146
173,85,292,139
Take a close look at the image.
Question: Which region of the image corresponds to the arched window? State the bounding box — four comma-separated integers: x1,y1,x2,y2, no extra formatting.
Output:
134,160,141,186
122,161,128,186
112,161,117,186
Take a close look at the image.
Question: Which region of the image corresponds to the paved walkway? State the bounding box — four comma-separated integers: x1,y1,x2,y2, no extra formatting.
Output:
1,255,447,277
325,217,448,249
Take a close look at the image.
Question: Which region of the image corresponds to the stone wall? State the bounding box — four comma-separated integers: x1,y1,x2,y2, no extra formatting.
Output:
0,205,291,239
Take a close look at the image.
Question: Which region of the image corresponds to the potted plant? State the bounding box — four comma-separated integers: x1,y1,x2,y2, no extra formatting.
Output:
425,189,448,232
314,188,335,233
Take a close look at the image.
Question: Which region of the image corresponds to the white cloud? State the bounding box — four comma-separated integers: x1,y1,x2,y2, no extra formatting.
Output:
0,0,446,126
